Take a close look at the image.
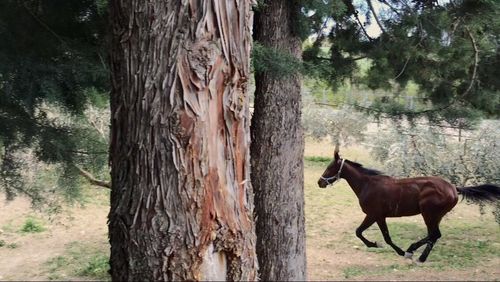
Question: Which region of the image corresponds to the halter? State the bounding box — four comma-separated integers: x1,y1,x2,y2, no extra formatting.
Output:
320,158,345,186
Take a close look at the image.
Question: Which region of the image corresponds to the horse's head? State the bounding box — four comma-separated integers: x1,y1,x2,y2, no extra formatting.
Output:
317,147,345,188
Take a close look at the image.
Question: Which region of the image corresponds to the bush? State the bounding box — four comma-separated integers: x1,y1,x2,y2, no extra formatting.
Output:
20,217,45,233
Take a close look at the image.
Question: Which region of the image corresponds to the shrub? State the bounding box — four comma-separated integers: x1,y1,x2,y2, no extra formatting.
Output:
20,217,45,233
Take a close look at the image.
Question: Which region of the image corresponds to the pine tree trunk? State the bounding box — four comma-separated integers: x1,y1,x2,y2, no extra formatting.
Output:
251,0,307,280
108,1,258,280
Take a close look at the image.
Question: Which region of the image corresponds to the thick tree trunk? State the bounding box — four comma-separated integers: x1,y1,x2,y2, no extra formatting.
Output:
251,1,306,280
108,1,258,280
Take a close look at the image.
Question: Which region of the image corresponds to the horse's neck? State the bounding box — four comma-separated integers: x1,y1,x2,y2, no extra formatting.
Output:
342,164,367,198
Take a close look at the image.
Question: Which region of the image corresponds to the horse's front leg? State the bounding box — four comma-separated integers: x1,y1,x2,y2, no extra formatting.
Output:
377,218,405,256
356,216,379,248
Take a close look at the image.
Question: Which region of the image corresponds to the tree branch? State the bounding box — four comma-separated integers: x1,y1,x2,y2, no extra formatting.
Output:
394,57,410,79
460,27,479,100
367,0,387,34
22,2,68,46
70,150,108,155
74,165,111,189
312,55,366,62
378,0,401,16
353,11,374,41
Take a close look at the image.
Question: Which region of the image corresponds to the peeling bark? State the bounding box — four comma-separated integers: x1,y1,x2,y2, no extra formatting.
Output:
109,0,258,280
251,0,307,280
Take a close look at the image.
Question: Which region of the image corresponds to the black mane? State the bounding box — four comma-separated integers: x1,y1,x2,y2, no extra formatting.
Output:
345,159,384,176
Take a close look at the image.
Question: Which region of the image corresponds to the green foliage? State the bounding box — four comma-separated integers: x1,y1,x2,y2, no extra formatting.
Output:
295,0,349,40
302,0,500,120
252,42,303,77
0,0,110,204
304,156,331,165
20,217,45,233
0,239,5,247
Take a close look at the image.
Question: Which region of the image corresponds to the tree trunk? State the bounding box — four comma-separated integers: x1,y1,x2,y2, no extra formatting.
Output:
251,1,306,280
108,1,258,280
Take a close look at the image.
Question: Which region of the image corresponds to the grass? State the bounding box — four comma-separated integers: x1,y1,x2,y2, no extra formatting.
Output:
343,265,365,279
0,240,16,249
44,241,110,281
304,156,332,166
342,263,417,279
352,217,500,270
78,184,111,207
20,217,46,233
7,242,19,249
2,220,16,233
78,254,110,278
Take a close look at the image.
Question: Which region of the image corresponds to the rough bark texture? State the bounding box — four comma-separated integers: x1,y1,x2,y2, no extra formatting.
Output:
109,1,258,280
251,1,307,280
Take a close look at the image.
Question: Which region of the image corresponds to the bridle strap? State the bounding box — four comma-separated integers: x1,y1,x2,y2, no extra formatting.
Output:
320,159,345,186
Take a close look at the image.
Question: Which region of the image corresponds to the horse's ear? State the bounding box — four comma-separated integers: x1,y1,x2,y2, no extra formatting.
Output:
334,143,340,160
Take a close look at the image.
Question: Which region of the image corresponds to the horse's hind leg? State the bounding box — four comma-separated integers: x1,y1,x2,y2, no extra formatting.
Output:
417,216,442,263
377,218,405,256
406,209,444,262
405,236,428,258
356,216,378,248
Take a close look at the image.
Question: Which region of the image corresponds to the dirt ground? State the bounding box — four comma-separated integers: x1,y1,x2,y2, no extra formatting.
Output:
0,195,109,280
0,140,498,281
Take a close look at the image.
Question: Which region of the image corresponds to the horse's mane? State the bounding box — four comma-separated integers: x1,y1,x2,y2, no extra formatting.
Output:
345,159,384,176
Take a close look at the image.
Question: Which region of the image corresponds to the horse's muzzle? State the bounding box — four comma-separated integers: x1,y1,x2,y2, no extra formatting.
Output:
318,179,328,188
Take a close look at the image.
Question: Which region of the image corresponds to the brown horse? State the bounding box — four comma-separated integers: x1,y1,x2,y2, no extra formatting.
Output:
317,148,500,263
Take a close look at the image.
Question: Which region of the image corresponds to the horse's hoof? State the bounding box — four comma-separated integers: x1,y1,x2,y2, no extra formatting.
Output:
404,252,413,259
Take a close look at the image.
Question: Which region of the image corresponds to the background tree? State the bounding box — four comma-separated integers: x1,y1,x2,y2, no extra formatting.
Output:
108,0,257,280
369,120,499,185
251,1,307,280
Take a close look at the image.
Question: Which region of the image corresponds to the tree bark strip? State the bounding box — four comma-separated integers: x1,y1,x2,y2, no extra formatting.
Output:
252,0,307,280
109,1,258,280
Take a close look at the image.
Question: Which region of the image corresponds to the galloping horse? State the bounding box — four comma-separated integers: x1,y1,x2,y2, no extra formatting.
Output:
317,147,500,263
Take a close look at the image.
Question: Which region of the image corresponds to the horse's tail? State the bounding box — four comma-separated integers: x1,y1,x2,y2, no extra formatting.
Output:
456,184,500,203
